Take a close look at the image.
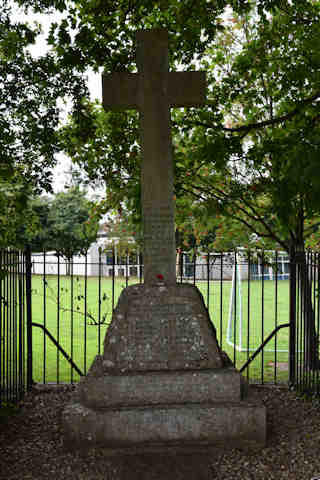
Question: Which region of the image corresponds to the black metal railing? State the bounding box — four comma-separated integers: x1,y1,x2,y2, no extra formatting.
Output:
291,250,320,395
0,250,28,406
3,247,320,405
28,249,293,386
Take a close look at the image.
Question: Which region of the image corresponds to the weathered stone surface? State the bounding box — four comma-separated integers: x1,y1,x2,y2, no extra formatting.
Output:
78,367,242,408
62,400,266,450
102,283,223,372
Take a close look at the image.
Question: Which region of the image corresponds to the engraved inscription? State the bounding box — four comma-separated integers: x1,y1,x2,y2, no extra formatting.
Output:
121,299,212,369
142,204,174,270
103,284,223,371
126,303,170,368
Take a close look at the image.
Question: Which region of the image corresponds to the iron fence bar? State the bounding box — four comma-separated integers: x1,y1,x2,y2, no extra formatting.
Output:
274,250,279,384
313,251,318,392
240,323,290,373
98,248,102,355
6,251,10,400
12,252,16,399
304,251,309,390
247,251,251,382
10,252,14,398
43,251,47,384
14,252,18,399
125,249,129,288
3,251,10,401
297,258,302,390
307,250,312,390
84,254,88,374
23,251,27,396
0,251,3,401
316,253,320,394
9,251,14,399
219,252,223,348
13,252,18,400
299,256,304,390
32,322,84,377
112,247,115,311
6,251,11,400
70,257,74,383
206,253,210,310
233,251,237,366
311,251,316,390
18,268,24,399
57,254,60,384
316,253,320,393
6,251,11,399
261,251,265,384
139,251,143,283
25,246,33,391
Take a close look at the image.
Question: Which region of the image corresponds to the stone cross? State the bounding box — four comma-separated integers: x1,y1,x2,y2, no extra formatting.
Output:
102,29,206,285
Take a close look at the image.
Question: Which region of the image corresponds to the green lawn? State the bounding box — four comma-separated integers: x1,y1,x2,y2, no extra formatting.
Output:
30,274,291,384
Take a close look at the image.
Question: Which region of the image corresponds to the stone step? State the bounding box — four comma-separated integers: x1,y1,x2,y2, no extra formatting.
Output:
78,367,243,408
62,400,266,451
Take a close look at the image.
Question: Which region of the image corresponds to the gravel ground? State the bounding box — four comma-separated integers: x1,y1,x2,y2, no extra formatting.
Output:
1,384,320,480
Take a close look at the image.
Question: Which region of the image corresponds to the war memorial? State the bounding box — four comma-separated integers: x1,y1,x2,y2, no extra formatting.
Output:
62,29,266,452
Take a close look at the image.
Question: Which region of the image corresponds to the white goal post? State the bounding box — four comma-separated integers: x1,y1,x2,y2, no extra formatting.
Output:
226,251,290,353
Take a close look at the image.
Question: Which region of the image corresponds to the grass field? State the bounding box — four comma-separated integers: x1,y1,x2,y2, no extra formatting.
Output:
30,275,291,384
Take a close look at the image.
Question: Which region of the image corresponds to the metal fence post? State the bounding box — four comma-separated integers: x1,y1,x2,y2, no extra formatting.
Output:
25,246,33,390
289,249,297,387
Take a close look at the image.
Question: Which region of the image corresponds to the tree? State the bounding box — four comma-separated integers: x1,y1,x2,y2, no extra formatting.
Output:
18,188,99,271
15,195,55,250
9,1,319,366
57,1,320,369
0,0,88,245
0,177,33,247
9,1,318,252
48,187,99,263
0,1,87,190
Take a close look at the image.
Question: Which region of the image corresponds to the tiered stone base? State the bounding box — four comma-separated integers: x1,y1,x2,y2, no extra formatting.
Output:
62,284,266,451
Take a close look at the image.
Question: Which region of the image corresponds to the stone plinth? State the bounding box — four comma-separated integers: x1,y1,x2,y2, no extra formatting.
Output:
63,401,266,452
62,284,266,451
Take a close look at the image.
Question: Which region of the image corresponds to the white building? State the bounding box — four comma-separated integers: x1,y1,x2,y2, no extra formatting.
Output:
31,233,289,282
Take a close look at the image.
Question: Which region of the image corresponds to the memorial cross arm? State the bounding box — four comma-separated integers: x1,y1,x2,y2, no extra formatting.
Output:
102,71,206,110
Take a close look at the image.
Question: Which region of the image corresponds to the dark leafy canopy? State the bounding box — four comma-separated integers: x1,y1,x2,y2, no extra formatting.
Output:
1,0,87,193
48,187,99,260
56,0,320,253
180,0,320,253
19,187,99,257
0,0,88,246
9,0,320,255
18,0,240,71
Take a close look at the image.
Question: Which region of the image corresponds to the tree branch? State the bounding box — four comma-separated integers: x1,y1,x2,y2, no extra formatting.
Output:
181,181,289,251
189,91,320,134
